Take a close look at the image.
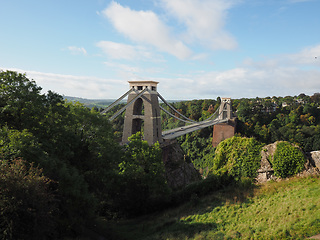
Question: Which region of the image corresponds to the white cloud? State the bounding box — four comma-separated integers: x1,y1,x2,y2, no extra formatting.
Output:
67,46,87,55
0,67,126,99
96,41,154,60
286,44,320,65
101,1,192,59
161,0,237,50
151,45,320,99
243,44,320,68
2,43,319,100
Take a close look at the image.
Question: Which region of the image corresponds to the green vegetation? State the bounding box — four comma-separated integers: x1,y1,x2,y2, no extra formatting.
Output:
112,132,170,216
110,175,320,240
0,159,56,240
233,95,320,152
210,136,262,181
1,70,320,239
0,70,169,238
272,141,306,178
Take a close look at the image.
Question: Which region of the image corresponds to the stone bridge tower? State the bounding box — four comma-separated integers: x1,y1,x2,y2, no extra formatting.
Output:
212,97,236,147
122,81,162,145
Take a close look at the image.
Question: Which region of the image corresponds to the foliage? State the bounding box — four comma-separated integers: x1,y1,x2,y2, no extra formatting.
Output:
0,70,123,235
272,141,306,178
233,95,320,152
211,136,262,181
113,132,170,216
180,130,215,177
0,159,57,240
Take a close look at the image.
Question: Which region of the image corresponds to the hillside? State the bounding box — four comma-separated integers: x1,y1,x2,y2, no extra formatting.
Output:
109,175,320,240
63,96,182,109
63,96,122,109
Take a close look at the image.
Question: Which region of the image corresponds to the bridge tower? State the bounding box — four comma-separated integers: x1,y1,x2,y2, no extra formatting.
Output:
212,98,236,147
122,81,162,145
218,97,233,119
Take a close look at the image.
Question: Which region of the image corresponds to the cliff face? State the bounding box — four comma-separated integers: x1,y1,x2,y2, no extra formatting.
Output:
161,140,201,189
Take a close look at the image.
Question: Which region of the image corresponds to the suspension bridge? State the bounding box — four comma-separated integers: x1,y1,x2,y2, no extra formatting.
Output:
102,81,234,145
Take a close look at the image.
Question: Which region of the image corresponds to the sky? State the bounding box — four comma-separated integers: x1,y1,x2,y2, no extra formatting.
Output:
0,0,320,100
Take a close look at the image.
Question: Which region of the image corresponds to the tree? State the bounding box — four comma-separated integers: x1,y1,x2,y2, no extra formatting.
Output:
0,70,45,131
0,70,123,234
113,132,170,216
0,159,57,240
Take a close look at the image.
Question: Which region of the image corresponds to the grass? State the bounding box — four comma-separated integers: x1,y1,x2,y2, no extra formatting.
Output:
108,175,320,240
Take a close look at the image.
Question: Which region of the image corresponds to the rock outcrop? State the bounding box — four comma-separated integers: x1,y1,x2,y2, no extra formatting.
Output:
309,151,320,170
256,142,277,183
256,141,319,183
161,139,201,189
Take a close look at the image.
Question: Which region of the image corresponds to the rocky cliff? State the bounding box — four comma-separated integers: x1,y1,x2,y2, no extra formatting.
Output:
161,139,201,189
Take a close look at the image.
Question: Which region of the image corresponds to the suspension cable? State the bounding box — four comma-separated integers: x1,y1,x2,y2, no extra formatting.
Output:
109,88,148,121
157,92,197,123
101,88,133,114
140,95,194,124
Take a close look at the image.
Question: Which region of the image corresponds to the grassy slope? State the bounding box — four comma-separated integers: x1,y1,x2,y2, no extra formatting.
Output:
109,175,320,240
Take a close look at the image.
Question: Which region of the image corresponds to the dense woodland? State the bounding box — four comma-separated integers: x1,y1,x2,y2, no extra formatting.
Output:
1,70,320,239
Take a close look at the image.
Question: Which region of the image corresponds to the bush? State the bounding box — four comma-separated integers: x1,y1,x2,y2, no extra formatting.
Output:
272,142,306,178
211,136,262,181
0,159,57,240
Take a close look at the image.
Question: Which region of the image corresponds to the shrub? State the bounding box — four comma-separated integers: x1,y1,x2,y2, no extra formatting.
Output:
272,141,306,178
211,136,262,181
0,159,57,240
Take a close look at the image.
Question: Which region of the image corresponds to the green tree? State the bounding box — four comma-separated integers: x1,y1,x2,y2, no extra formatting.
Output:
0,70,45,131
0,159,57,240
114,132,170,216
0,70,123,233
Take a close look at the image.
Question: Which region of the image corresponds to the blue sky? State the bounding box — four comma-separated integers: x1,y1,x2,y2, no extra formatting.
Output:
1,0,319,100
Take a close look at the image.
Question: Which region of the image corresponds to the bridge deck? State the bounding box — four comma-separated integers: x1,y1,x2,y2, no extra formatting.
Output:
162,118,228,139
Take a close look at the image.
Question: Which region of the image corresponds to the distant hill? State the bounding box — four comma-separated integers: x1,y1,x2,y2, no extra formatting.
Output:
64,96,124,109
64,96,183,109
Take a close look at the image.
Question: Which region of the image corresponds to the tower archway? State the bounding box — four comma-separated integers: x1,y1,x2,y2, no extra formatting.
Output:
122,81,162,145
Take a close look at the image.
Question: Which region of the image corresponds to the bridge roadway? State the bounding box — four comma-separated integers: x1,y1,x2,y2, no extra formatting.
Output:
162,118,228,139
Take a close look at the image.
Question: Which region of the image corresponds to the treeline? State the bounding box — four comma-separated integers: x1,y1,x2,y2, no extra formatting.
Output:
233,95,320,151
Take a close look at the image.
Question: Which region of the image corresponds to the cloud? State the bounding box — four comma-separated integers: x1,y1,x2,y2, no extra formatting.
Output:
160,0,237,50
243,44,320,68
2,43,319,100
286,44,320,65
96,41,154,60
0,67,126,99
67,46,87,55
101,1,192,59
152,45,320,99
